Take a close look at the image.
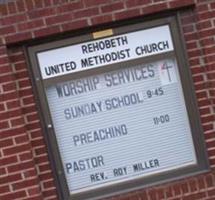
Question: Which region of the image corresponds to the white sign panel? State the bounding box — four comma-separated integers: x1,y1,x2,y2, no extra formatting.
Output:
45,58,196,194
37,25,173,79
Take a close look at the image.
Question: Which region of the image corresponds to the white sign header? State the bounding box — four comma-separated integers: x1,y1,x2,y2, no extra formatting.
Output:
37,25,174,79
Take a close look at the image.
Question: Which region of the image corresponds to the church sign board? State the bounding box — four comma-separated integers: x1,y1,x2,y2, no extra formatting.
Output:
27,16,209,200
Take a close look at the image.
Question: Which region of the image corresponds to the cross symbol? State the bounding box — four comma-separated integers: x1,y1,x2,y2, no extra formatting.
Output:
161,61,173,82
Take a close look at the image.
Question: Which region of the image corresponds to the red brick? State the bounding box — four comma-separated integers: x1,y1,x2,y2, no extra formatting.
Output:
205,64,215,72
126,0,151,8
43,180,55,189
206,140,215,149
26,121,41,131
208,149,215,157
31,138,45,147
184,32,198,41
197,21,212,30
196,4,209,13
34,0,44,9
45,13,73,25
22,95,36,106
0,138,13,148
181,182,189,193
169,0,195,9
199,29,215,39
1,91,18,102
202,124,213,132
34,146,47,156
7,1,17,14
19,88,33,97
198,99,210,107
1,127,26,139
0,4,8,15
198,11,215,21
18,78,32,88
209,158,215,166
138,190,147,199
193,74,204,82
0,121,9,129
28,186,41,196
17,19,45,31
15,70,29,80
19,152,33,161
57,1,83,12
74,7,99,19
3,143,31,156
61,19,88,32
0,103,5,112
0,155,18,165
148,189,157,200
155,188,165,199
5,32,32,44
84,0,107,7
101,2,124,13
25,196,43,200
39,163,51,172
199,107,210,115
16,0,25,12
42,188,57,198
1,14,27,25
0,173,22,184
183,24,195,34
6,100,20,109
188,49,202,58
181,15,195,25
14,62,27,71
28,8,56,19
114,9,141,20
23,168,37,178
199,37,215,47
9,53,25,63
34,155,49,164
142,3,168,15
191,66,204,74
182,192,206,200
8,160,35,173
0,46,7,54
2,82,16,92
27,113,39,122
30,130,43,139
33,26,61,38
14,134,29,144
195,82,208,91
165,187,173,198
0,167,6,176
196,91,207,99
189,179,198,192
22,105,37,114
0,26,16,35
205,174,215,187
0,190,27,200
0,185,10,194
208,188,215,196
197,176,206,190
211,2,215,9
91,14,113,25
0,56,9,65
12,178,39,190
0,109,22,121
0,65,12,74
209,89,215,96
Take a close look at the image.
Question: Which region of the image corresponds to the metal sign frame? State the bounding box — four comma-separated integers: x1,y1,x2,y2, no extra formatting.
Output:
26,15,209,200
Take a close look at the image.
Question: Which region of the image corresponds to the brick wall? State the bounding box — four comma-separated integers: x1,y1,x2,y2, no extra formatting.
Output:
0,0,215,199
